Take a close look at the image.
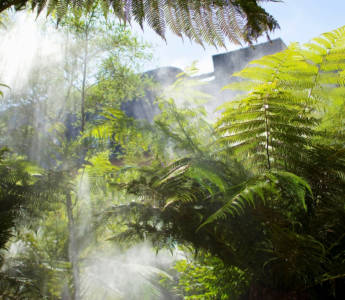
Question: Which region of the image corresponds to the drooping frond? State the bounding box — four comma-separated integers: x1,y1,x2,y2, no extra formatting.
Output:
123,157,218,206
0,0,280,47
199,170,311,228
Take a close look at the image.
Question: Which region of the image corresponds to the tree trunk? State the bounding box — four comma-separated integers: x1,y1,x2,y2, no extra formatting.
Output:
80,32,89,133
66,192,80,300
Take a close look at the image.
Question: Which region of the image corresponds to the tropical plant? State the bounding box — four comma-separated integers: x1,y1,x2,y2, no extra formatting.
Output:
0,143,77,299
0,0,280,47
215,25,345,215
160,254,250,300
0,147,63,260
0,148,32,253
106,27,345,299
0,218,71,299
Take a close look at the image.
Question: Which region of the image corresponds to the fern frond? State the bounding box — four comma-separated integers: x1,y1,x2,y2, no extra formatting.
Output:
218,26,345,172
199,170,311,229
217,84,318,171
1,0,280,46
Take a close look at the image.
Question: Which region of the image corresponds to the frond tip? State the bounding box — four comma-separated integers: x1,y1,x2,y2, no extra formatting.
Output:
0,83,9,97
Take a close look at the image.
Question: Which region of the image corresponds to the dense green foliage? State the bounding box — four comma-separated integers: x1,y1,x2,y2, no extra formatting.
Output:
0,148,33,253
159,255,250,299
1,6,345,299
0,8,159,299
105,27,345,299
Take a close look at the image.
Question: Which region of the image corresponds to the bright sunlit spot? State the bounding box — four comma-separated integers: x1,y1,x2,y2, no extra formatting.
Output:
0,12,63,95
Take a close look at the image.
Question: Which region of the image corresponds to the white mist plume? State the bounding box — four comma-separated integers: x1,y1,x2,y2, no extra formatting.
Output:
81,242,179,300
72,173,180,299
0,11,68,166
0,11,63,96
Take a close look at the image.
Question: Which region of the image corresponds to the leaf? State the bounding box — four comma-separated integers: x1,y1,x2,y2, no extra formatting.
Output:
198,171,311,229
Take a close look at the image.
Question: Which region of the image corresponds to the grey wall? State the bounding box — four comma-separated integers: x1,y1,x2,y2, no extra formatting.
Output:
200,38,286,114
123,38,287,120
212,38,286,84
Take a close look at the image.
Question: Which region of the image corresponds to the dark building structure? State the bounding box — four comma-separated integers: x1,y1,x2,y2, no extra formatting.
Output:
128,38,286,119
197,38,286,113
212,38,286,83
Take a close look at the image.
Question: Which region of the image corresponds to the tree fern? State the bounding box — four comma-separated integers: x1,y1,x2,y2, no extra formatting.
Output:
0,0,280,47
218,26,345,171
104,26,345,298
